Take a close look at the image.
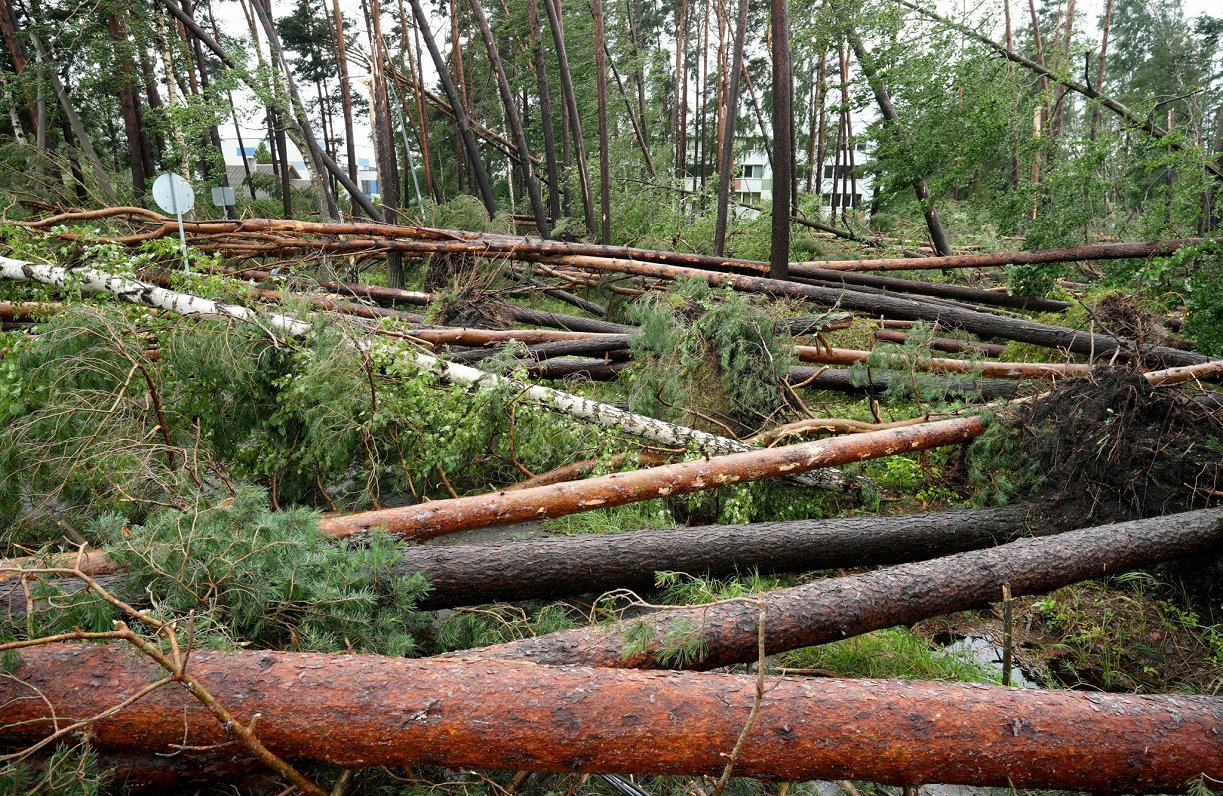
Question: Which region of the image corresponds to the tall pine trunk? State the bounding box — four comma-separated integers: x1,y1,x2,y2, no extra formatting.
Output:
528,0,560,220
593,0,611,243
713,0,748,255
542,0,596,235
768,0,791,279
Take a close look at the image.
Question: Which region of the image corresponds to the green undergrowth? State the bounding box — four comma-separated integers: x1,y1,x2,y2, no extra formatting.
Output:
782,627,1001,683
3,487,430,656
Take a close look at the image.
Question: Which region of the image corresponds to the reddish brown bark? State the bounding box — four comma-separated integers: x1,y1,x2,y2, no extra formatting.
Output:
318,417,985,539
3,645,1222,791
453,508,1223,669
873,329,1007,357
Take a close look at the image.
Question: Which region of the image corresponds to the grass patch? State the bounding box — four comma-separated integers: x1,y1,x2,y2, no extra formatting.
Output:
781,627,1002,683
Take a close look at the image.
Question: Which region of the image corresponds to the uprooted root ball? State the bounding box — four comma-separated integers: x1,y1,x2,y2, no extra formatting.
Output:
1016,367,1222,525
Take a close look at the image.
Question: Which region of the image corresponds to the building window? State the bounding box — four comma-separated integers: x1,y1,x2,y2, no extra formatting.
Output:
824,165,856,179
361,179,379,195
740,164,764,179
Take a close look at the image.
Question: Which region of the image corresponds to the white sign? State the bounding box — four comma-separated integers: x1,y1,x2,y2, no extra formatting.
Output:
152,173,195,215
151,173,194,272
211,186,236,207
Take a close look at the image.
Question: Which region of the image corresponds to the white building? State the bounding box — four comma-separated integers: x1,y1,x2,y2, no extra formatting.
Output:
690,141,875,220
219,137,382,201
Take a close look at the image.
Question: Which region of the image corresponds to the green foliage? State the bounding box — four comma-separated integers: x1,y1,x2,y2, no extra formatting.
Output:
626,279,795,433
0,743,112,796
98,487,426,654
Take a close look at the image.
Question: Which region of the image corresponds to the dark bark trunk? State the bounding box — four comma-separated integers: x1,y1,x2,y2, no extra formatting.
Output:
800,267,1071,312
108,13,148,202
454,508,1223,669
403,506,1034,607
593,0,611,243
787,366,1018,400
528,0,560,220
469,0,550,237
543,0,596,235
332,0,361,216
713,0,748,255
407,0,497,217
318,417,983,539
368,0,404,285
4,645,1222,792
846,28,952,255
769,0,791,278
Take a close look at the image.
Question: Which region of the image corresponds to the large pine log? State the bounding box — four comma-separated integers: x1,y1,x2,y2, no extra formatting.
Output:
2,645,1221,792
403,505,1032,607
317,417,985,539
450,508,1223,669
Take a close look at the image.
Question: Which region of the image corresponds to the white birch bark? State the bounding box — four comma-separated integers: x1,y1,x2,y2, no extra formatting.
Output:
0,257,854,492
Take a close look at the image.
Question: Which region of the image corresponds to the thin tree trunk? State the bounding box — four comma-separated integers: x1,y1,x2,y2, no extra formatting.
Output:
846,28,953,255
368,0,404,286
542,0,595,234
593,0,611,243
1050,0,1075,141
674,0,688,181
251,0,339,220
407,0,497,217
606,45,655,177
469,0,550,236
768,0,791,279
1089,0,1113,141
331,0,361,216
29,32,117,204
713,0,748,255
528,0,560,220
319,418,973,539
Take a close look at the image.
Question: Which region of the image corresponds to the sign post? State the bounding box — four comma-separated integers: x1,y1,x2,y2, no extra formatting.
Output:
151,173,195,272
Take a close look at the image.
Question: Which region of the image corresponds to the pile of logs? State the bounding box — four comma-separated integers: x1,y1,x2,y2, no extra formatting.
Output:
2,212,1223,793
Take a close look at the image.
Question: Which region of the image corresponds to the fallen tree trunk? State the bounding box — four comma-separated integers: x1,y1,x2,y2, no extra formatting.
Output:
795,236,1223,272
403,505,1033,607
797,268,1072,312
0,257,850,491
793,346,1093,378
3,645,1222,792
787,366,1019,400
536,254,1212,367
450,508,1223,668
873,328,1007,357
317,416,985,540
0,506,1034,614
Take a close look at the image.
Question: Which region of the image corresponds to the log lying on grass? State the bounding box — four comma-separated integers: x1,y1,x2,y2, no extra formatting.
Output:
318,416,986,540
787,366,1019,399
405,505,1033,607
1,507,1033,616
793,345,1093,378
450,508,1223,669
2,645,1221,792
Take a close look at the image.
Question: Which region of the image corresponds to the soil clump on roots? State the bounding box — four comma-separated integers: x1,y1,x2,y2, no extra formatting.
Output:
1015,367,1222,526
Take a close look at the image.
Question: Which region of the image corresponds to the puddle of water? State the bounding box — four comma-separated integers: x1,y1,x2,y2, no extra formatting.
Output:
943,635,1039,688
